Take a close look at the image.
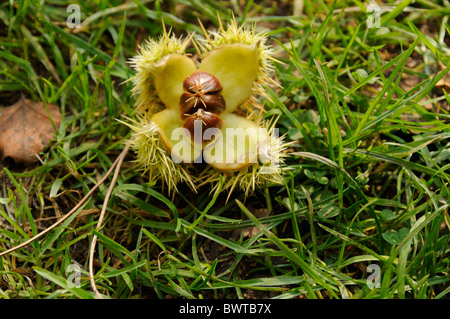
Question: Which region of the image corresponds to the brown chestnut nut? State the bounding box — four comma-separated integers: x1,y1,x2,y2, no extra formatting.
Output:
183,70,223,94
179,70,226,119
183,109,223,144
180,91,225,116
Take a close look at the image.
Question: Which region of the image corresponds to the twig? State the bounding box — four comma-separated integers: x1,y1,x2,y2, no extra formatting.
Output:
0,145,130,259
89,144,129,298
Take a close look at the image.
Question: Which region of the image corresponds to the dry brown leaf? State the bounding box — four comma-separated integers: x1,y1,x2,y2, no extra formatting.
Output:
234,208,270,238
436,73,450,90
0,97,61,165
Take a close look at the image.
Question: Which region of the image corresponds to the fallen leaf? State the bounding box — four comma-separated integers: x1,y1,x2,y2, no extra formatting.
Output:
436,72,450,90
0,97,61,165
234,208,270,238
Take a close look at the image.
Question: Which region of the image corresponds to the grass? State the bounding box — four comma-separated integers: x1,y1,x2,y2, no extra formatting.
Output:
0,0,449,299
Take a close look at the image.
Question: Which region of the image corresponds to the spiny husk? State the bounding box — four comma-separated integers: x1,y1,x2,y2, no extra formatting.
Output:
128,27,192,115
195,16,277,113
196,117,292,201
120,116,196,195
126,18,288,198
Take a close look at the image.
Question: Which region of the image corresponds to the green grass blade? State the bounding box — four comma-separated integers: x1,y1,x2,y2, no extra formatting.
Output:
236,199,339,298
33,267,96,299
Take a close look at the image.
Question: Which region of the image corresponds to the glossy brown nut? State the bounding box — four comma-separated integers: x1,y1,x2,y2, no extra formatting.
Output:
201,93,226,113
183,109,223,144
183,70,223,95
180,92,226,116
